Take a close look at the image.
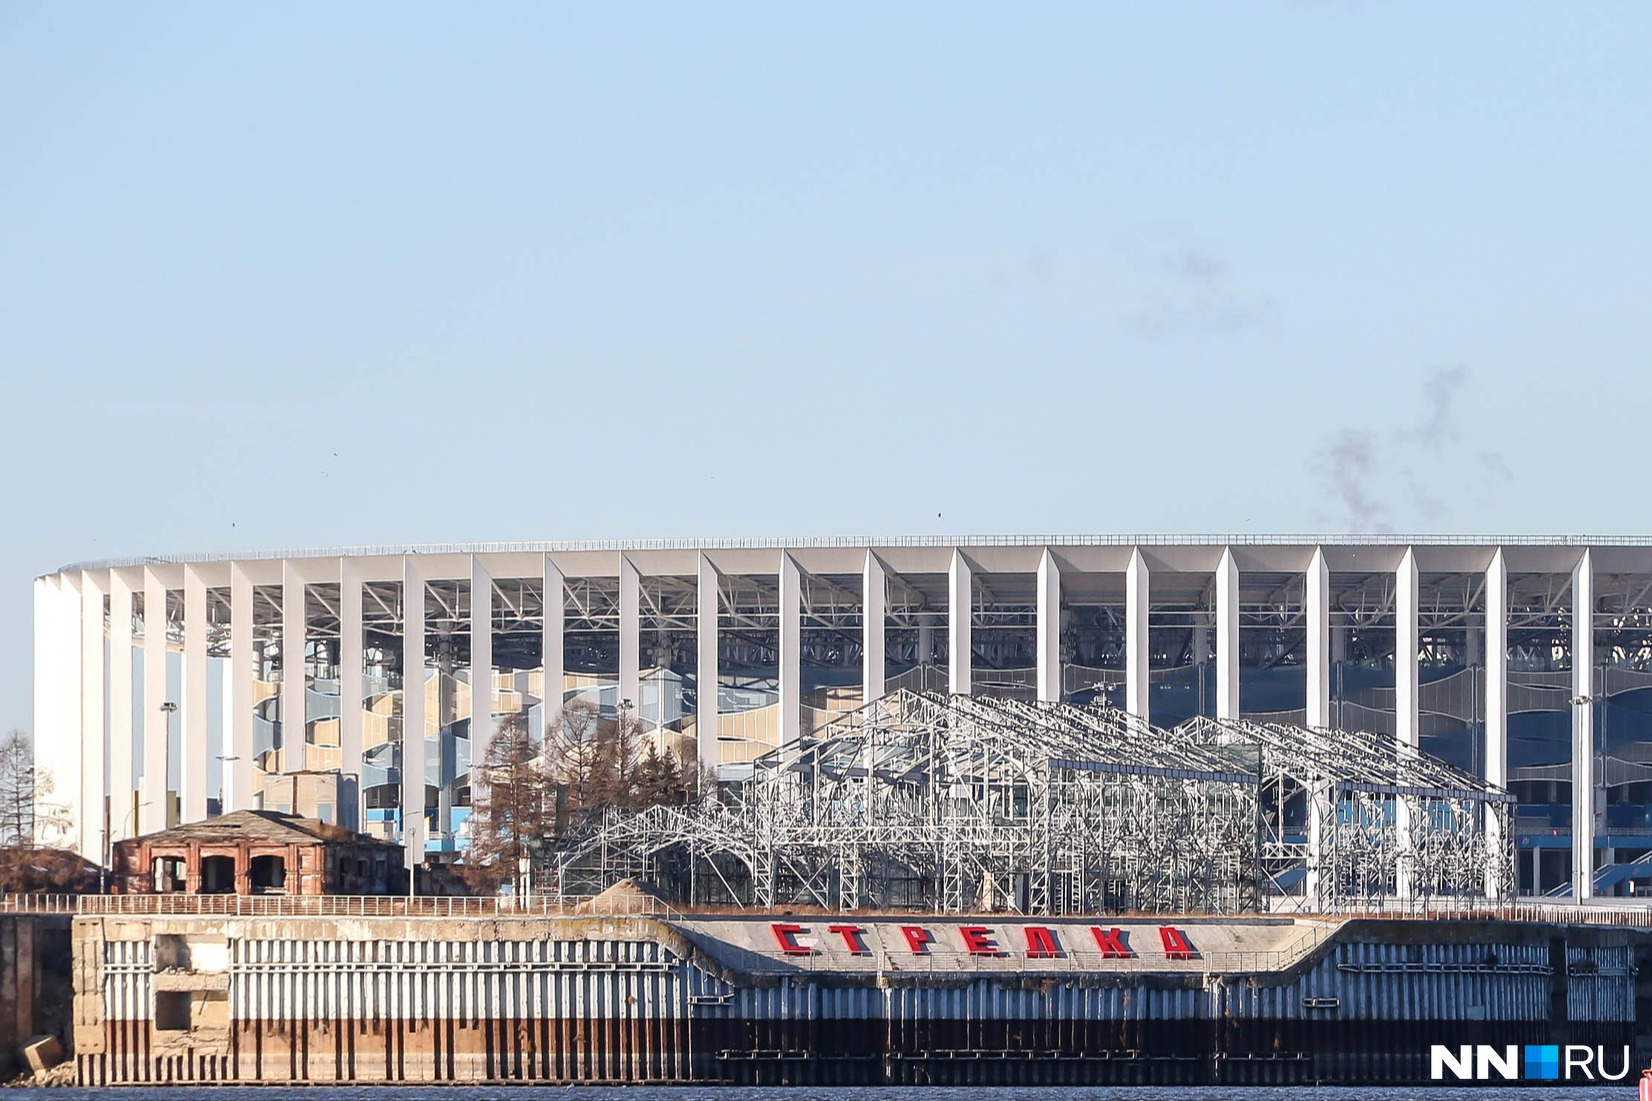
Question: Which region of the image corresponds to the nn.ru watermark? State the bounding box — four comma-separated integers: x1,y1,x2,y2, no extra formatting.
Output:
1430,1044,1630,1081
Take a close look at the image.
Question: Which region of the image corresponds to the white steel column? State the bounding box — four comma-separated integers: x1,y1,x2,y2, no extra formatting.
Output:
543,556,565,726
1216,548,1240,719
1395,547,1420,900
339,557,364,830
182,566,208,825
696,554,719,766
1305,548,1330,728
57,576,83,848
32,577,71,846
863,552,886,705
108,571,135,840
80,570,106,862
619,555,640,712
1572,549,1595,900
1485,548,1509,898
141,568,168,833
228,565,254,813
948,550,971,695
470,556,494,772
779,553,802,750
402,557,426,862
1036,549,1061,703
1126,549,1150,719
281,561,306,774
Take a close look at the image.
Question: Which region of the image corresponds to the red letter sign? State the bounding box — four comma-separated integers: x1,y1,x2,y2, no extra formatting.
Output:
770,923,811,955
1159,926,1197,960
828,924,869,954
1024,926,1061,959
900,926,934,954
1091,927,1132,959
960,926,1001,956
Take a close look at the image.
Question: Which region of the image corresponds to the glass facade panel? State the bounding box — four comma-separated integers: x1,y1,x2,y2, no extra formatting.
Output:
718,574,779,768
1417,572,1485,777
971,572,1036,701
885,573,948,694
1149,572,1215,728
423,579,470,852
564,576,621,717
1594,572,1652,894
304,584,342,774
1507,571,1572,894
1329,570,1397,737
361,580,403,842
1058,573,1126,706
801,572,862,736
1239,572,1306,722
251,585,282,791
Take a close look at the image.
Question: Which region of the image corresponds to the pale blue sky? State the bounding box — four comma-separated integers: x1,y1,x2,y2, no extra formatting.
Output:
3,2,1650,735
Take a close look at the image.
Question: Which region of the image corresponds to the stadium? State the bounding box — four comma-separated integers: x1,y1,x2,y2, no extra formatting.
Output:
29,535,1652,907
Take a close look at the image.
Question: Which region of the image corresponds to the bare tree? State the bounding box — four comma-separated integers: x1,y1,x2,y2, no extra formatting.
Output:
544,703,696,815
0,730,91,892
459,714,555,897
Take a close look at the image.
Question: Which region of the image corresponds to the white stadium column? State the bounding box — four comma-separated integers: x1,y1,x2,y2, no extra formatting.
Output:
1305,548,1330,728
863,552,886,705
182,566,209,824
80,570,106,861
696,554,719,767
1036,549,1060,704
142,567,168,833
59,576,84,848
470,556,494,774
339,557,364,829
402,557,426,862
543,556,565,726
229,564,255,812
948,550,971,696
1573,548,1595,901
281,560,307,774
779,553,802,750
1126,548,1150,720
1485,547,1509,898
108,571,135,840
32,576,73,847
619,554,640,714
1395,547,1420,900
1216,548,1240,720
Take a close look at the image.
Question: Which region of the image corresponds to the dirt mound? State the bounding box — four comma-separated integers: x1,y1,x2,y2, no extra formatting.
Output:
575,878,671,915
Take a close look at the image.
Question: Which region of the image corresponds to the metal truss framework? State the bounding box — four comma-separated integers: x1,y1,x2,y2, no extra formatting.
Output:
553,689,1515,915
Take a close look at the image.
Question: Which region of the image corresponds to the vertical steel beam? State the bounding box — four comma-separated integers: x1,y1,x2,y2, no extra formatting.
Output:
142,567,168,833
696,554,719,767
779,552,802,749
228,564,254,813
1573,548,1595,900
543,555,565,725
281,560,307,775
80,570,106,862
863,552,886,705
402,557,426,861
108,570,135,839
1485,547,1509,898
182,566,208,824
1126,549,1150,719
1395,547,1419,900
619,554,640,713
1305,547,1330,728
339,556,364,829
1216,548,1240,719
948,550,971,695
1036,549,1061,703
470,556,495,773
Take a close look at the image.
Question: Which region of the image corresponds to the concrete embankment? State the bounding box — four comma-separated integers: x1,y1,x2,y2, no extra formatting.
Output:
61,910,1652,1086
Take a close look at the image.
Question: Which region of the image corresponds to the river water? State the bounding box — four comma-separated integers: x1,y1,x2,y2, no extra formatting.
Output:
1,1088,1637,1099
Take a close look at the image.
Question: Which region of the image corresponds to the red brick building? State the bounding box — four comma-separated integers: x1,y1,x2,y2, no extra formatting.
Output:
111,810,404,896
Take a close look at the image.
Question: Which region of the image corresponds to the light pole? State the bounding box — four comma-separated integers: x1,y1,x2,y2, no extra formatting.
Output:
160,702,179,827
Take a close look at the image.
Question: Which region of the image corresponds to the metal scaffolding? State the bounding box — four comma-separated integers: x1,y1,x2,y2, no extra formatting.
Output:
552,690,1515,914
